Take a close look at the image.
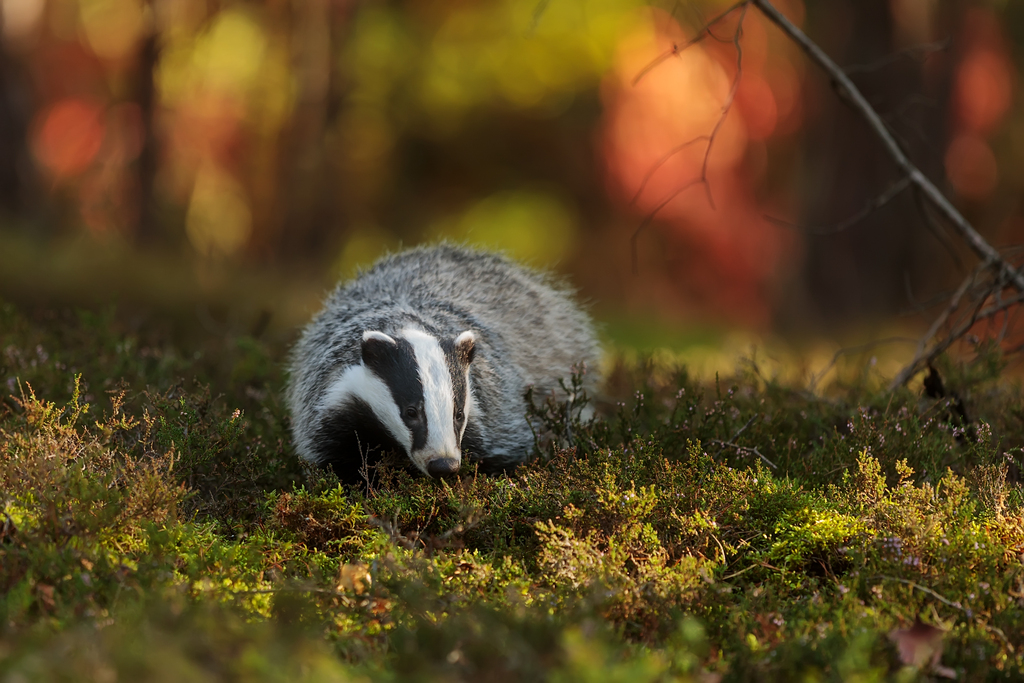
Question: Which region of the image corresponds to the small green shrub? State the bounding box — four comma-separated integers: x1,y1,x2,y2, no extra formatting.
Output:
3,300,1024,681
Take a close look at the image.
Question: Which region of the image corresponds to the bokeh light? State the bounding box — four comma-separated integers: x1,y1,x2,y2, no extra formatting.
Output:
186,162,252,258
78,0,145,61
31,98,105,179
2,0,45,41
601,6,801,325
946,6,1013,201
430,190,578,266
3,0,1024,345
946,133,998,200
955,49,1012,134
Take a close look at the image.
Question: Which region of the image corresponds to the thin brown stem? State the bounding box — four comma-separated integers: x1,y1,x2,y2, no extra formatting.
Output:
631,2,749,272
631,136,710,206
700,2,747,210
842,39,950,75
631,178,705,274
890,277,1024,389
767,176,911,235
632,1,748,86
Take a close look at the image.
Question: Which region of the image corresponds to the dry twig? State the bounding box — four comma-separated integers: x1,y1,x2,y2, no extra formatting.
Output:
709,415,777,469
632,1,747,87
709,438,778,469
891,262,992,389
891,275,1024,389
767,176,912,235
842,39,951,75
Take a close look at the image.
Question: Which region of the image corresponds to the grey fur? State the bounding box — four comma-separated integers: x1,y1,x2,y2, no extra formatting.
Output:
286,243,601,479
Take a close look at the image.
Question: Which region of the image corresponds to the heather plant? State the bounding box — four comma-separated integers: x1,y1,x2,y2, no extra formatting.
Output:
3,300,1024,681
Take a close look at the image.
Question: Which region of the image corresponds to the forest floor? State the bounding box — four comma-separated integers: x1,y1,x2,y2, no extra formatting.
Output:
2,299,1024,682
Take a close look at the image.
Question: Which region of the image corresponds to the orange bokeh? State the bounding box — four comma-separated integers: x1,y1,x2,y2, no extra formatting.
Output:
945,133,998,201
945,7,1013,201
601,8,800,325
954,49,1012,135
158,96,245,202
736,74,778,141
31,98,106,179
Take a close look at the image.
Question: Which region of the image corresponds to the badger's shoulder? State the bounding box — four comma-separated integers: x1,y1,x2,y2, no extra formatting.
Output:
293,242,600,405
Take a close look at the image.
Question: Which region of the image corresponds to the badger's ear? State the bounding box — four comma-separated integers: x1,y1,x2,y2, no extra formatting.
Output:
454,330,476,365
361,331,398,369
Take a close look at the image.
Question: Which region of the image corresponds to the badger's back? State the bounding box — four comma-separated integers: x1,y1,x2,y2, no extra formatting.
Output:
287,244,600,480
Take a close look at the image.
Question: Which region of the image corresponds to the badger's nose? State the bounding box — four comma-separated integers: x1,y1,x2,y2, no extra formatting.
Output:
426,458,460,478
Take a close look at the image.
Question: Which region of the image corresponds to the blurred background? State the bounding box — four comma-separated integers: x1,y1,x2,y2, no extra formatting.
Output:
0,0,1021,375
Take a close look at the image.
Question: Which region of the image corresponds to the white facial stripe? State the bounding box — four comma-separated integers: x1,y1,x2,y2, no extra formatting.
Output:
319,364,413,454
402,328,459,468
460,369,475,442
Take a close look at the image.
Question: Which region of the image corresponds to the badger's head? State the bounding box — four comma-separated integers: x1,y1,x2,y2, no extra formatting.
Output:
316,327,477,480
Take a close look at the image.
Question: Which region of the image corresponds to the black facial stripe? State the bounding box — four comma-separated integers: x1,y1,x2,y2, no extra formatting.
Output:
362,337,427,451
440,337,470,443
461,421,483,459
312,398,407,485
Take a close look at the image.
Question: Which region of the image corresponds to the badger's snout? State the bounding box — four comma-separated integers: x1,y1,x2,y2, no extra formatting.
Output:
426,457,460,478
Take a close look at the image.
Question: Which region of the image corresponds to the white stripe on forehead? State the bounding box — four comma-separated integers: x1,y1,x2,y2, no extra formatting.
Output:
401,328,459,463
319,364,413,454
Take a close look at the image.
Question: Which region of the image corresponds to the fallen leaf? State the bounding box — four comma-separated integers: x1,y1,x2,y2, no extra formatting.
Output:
889,618,955,679
35,583,56,610
337,562,371,594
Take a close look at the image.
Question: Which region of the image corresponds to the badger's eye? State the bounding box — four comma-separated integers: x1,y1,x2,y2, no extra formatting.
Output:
404,406,419,420
455,408,465,421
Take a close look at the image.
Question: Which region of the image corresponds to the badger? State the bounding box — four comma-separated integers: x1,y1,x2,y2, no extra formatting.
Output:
286,243,601,484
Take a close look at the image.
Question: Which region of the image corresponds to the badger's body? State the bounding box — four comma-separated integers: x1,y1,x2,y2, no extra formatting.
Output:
286,244,600,483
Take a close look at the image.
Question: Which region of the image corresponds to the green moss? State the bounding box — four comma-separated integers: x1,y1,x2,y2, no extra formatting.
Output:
3,300,1024,680
768,508,870,571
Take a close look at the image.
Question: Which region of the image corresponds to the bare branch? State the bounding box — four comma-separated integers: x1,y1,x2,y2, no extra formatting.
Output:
751,0,1024,293
632,46,682,87
631,178,704,273
632,1,747,86
629,0,1023,387
710,414,754,453
530,0,551,31
900,271,983,318
767,176,911,235
875,575,968,613
912,186,967,272
631,135,709,206
728,414,757,442
907,265,986,367
708,413,778,468
843,39,951,75
707,438,777,469
631,3,748,272
672,0,739,44
702,2,748,210
890,267,1024,389
749,0,1024,390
